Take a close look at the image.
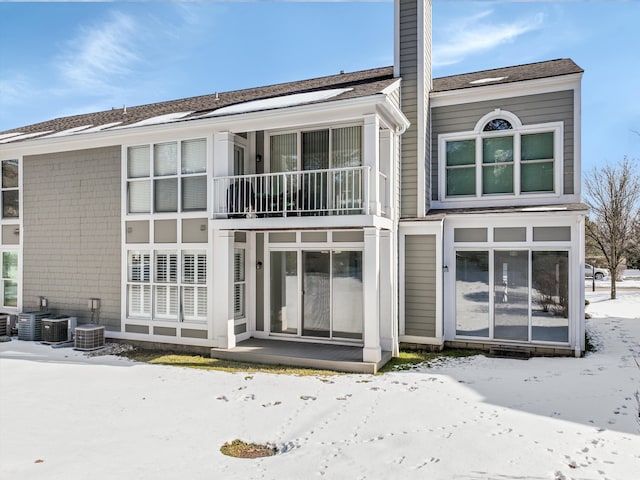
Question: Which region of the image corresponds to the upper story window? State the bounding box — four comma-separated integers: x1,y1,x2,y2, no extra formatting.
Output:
270,125,362,172
2,159,19,218
127,139,207,214
442,110,561,199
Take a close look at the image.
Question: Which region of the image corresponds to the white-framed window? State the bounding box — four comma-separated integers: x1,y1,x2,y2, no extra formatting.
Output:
1,159,19,218
440,110,562,200
233,248,246,320
1,251,18,308
269,124,362,172
182,250,207,322
127,138,207,214
127,251,151,318
126,249,207,323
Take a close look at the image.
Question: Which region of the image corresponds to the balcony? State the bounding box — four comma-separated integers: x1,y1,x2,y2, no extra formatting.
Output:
212,166,388,221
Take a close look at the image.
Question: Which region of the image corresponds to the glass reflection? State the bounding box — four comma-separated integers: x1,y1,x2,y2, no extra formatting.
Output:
532,251,569,342
456,251,490,337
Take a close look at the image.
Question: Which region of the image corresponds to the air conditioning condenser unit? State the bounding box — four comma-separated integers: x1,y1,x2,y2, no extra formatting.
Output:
42,316,77,344
17,311,51,341
74,324,105,351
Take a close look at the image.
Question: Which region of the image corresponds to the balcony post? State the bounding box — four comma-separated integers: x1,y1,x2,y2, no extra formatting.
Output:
363,115,381,216
213,132,235,218
362,227,381,363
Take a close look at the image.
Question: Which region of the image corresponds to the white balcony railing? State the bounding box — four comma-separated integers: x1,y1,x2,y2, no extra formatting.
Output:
212,166,382,219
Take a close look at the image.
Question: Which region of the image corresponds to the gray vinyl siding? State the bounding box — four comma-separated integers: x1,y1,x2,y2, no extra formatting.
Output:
431,90,575,200
404,235,436,337
388,85,401,111
23,146,122,330
399,0,419,218
398,0,432,217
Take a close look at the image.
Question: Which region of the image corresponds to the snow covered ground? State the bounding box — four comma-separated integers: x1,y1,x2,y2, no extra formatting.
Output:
1,291,639,480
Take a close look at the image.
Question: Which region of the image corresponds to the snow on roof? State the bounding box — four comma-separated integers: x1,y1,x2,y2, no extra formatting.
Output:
40,125,95,138
0,130,54,144
199,88,354,118
111,112,194,129
76,122,123,133
0,132,24,141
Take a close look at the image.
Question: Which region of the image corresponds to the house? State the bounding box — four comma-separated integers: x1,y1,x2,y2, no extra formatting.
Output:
0,0,586,372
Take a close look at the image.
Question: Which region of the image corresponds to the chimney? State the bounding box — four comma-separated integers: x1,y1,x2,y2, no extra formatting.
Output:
395,0,432,217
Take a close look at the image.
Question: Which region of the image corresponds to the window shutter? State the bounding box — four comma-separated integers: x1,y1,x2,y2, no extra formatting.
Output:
155,252,178,283
155,285,178,318
234,249,245,319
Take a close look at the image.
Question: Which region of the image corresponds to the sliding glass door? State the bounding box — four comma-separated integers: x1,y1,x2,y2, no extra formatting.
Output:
455,249,569,343
493,250,529,341
270,250,363,340
302,251,330,337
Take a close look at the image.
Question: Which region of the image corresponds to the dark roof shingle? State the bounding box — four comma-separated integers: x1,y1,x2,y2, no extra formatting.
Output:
432,58,583,93
1,66,396,141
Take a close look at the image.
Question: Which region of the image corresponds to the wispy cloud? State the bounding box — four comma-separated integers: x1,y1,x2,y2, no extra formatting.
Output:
57,11,140,93
0,74,31,106
434,10,545,67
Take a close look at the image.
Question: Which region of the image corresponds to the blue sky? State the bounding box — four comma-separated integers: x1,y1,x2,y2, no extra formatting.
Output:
1,1,638,174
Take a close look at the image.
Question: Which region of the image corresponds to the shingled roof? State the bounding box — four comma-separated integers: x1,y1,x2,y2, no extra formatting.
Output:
0,66,396,143
432,58,582,93
1,58,583,145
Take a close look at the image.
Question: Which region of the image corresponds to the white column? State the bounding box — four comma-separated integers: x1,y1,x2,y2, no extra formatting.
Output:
363,227,381,363
379,229,396,354
363,115,380,216
213,131,234,177
212,229,236,349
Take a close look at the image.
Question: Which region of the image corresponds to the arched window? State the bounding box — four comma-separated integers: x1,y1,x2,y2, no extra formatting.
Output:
441,109,561,199
483,118,513,131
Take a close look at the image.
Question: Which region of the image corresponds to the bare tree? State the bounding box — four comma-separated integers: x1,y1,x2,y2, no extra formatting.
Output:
585,157,640,299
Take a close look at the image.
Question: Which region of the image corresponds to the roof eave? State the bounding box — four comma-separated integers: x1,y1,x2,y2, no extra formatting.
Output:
0,92,403,155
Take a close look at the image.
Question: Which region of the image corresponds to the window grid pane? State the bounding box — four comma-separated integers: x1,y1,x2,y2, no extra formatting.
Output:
181,139,206,174
522,133,553,161
483,164,513,194
446,166,476,196
154,178,178,212
128,146,150,178
128,180,151,213
182,176,207,211
2,190,18,218
2,252,18,279
154,142,177,176
483,136,513,164
2,160,18,188
446,140,475,166
521,161,554,192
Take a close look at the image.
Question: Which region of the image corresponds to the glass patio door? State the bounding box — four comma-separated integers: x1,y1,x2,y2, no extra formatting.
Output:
269,249,363,341
302,251,331,337
493,250,529,341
